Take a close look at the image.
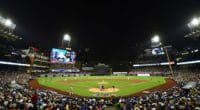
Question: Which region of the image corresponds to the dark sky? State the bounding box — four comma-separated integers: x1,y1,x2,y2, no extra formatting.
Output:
0,0,200,62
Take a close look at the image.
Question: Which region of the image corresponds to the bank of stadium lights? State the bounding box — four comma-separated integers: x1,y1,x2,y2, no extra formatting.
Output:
4,19,13,27
151,35,160,43
185,17,200,38
0,16,16,30
188,17,200,28
191,18,199,26
62,34,71,48
63,34,71,41
0,14,21,40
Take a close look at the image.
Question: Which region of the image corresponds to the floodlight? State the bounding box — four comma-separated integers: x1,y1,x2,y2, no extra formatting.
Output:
63,34,71,41
4,19,13,27
151,35,160,43
190,18,199,27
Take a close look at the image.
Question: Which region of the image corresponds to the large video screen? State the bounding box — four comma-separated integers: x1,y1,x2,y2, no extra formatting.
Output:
152,47,165,55
50,48,76,64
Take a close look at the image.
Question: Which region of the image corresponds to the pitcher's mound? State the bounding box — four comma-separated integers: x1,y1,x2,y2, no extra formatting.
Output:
89,88,119,93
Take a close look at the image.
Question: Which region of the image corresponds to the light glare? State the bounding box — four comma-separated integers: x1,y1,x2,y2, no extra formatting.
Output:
151,35,160,43
191,18,199,26
63,34,71,41
4,19,13,27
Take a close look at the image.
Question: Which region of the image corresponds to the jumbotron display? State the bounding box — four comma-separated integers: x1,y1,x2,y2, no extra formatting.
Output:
152,47,164,55
50,48,76,64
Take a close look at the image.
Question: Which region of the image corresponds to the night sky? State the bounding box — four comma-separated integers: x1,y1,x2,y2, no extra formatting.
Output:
0,0,200,62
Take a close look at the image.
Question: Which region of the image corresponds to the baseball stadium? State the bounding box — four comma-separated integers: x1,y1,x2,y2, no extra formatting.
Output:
0,1,200,110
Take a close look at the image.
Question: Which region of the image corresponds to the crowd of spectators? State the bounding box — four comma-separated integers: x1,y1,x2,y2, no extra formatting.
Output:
0,70,200,110
174,71,200,83
130,66,170,76
132,66,169,73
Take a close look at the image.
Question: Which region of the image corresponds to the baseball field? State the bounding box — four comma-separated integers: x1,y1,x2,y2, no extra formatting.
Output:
34,76,170,97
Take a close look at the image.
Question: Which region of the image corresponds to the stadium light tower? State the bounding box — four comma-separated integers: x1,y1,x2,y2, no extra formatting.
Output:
62,34,71,48
0,15,18,40
151,35,174,76
185,17,200,38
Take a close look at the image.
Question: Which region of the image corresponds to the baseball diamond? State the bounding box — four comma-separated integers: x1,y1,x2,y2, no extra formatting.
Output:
30,76,176,97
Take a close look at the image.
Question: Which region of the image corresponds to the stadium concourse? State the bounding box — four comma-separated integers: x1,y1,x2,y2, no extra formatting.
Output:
0,69,199,110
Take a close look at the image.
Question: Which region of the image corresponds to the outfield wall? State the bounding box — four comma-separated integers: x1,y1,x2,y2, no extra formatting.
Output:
128,72,164,76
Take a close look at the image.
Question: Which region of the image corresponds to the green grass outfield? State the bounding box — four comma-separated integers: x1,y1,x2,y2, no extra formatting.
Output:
37,76,166,97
